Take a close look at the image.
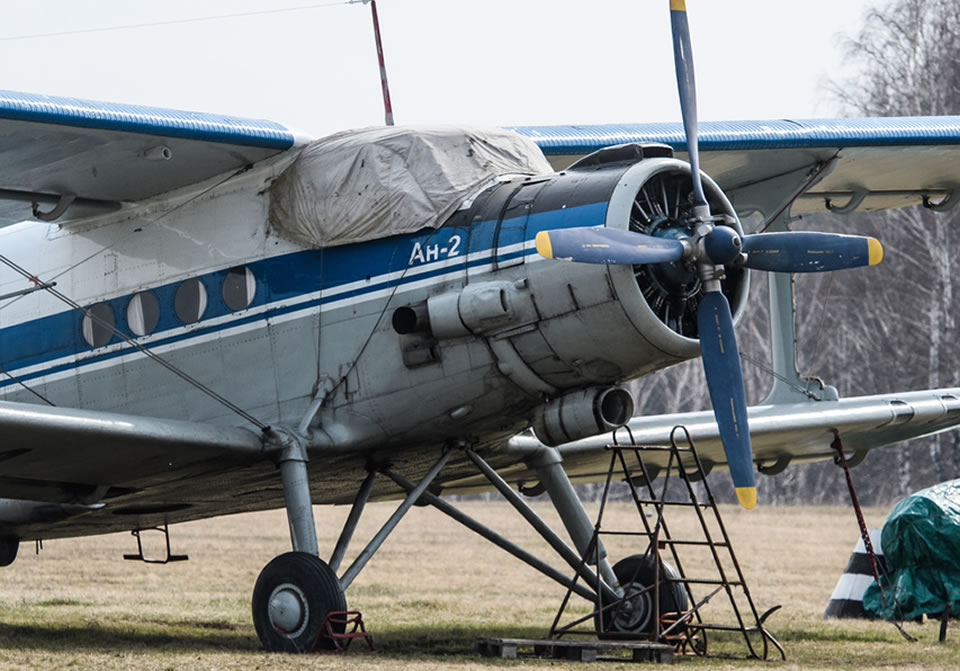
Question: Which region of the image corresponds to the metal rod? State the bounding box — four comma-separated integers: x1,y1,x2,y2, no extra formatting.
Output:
466,449,619,603
383,469,596,602
279,454,318,556
0,282,56,301
660,586,722,639
329,469,377,573
339,449,451,590
531,447,619,589
369,0,394,126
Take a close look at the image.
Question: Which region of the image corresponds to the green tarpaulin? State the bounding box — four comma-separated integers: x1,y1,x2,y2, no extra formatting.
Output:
863,479,960,620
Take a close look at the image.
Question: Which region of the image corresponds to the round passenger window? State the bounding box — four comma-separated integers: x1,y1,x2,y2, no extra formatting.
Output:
222,266,256,312
127,291,160,336
174,278,208,324
81,302,115,348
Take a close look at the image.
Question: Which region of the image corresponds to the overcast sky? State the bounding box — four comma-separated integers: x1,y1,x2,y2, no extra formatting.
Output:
0,0,880,138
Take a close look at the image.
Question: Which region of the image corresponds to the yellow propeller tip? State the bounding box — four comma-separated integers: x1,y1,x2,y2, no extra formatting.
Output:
736,486,757,510
867,237,883,265
670,0,687,10
535,231,553,259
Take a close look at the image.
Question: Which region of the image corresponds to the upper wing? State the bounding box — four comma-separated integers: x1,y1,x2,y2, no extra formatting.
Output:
439,388,960,492
511,117,960,215
0,90,302,225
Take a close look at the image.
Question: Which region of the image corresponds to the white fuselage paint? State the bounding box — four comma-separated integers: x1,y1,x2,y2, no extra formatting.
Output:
0,158,547,437
0,160,329,427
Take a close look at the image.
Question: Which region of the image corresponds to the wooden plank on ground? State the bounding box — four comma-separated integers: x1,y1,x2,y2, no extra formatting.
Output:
477,637,674,664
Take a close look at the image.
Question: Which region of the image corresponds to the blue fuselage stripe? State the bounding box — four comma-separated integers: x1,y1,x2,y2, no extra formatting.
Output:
0,202,608,388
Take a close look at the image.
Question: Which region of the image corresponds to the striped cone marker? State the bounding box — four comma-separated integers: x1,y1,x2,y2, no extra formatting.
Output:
823,528,886,619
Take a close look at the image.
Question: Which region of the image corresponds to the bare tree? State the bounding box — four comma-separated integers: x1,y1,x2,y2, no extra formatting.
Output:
580,0,960,507
802,0,960,501
832,0,960,117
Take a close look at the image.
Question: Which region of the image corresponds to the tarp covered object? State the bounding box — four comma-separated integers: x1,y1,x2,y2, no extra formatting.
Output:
268,125,553,248
863,479,960,620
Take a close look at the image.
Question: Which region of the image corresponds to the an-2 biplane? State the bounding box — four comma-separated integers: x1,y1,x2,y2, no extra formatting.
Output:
0,0,959,652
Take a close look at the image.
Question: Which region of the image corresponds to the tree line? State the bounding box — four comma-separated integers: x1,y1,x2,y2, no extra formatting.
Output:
630,0,960,506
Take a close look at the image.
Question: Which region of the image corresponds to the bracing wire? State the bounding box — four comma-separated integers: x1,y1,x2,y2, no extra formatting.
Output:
0,164,252,315
0,252,270,431
739,351,824,400
0,363,55,406
0,164,271,430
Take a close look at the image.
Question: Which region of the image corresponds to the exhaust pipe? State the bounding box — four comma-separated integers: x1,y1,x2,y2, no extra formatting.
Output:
532,386,634,446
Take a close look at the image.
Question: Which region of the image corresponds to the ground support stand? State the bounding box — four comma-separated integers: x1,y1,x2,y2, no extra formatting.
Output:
549,426,786,661
313,610,376,653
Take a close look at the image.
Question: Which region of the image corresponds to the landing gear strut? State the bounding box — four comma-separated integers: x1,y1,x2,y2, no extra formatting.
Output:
252,433,450,653
253,434,346,653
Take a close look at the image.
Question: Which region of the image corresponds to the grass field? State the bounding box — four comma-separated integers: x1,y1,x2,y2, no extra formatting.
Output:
0,501,955,670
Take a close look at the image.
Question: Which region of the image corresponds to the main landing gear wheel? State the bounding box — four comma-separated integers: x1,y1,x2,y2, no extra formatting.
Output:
597,554,689,637
252,551,346,653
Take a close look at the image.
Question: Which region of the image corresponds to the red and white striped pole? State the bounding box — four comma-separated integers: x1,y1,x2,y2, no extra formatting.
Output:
369,0,394,126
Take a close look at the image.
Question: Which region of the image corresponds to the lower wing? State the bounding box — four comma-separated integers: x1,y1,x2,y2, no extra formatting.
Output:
442,387,960,492
0,387,954,540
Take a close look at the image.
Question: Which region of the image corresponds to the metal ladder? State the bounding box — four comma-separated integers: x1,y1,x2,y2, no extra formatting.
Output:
549,425,786,660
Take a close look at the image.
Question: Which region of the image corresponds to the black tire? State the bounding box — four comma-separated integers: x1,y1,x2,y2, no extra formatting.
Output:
252,551,347,653
0,538,18,567
597,554,689,637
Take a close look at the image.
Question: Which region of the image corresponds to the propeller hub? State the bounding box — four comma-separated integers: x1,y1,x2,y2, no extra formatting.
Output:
702,225,742,265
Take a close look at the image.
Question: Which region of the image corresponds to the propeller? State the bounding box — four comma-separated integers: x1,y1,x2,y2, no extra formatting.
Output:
535,0,884,509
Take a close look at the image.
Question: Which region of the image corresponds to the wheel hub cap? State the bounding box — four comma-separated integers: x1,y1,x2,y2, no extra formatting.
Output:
614,583,652,632
268,583,308,637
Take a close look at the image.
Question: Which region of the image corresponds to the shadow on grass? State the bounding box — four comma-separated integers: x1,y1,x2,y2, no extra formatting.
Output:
0,620,259,653
0,619,550,658
774,625,908,644
372,623,548,655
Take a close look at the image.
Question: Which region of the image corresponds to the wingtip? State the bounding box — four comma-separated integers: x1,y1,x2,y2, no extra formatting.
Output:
868,237,883,266
735,486,757,509
535,231,553,259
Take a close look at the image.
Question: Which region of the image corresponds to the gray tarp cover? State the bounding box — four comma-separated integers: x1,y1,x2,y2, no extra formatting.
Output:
268,126,554,248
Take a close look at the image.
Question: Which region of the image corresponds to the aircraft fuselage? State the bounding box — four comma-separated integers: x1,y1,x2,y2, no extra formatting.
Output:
0,150,745,463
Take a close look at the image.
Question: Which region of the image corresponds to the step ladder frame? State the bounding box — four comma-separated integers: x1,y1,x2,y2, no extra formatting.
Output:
548,425,785,660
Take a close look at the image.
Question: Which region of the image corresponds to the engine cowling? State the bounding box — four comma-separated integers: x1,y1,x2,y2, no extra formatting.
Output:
433,144,749,393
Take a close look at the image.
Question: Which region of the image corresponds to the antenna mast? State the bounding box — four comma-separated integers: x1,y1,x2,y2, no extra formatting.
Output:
367,0,394,126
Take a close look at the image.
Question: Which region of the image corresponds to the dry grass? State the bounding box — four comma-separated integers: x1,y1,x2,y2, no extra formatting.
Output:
0,502,955,669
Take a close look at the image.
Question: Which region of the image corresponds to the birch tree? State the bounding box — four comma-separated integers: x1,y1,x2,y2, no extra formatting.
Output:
806,0,960,499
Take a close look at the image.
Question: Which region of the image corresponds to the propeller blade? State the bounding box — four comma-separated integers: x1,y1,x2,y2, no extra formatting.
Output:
669,0,707,209
535,228,685,265
741,232,883,273
696,290,756,508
